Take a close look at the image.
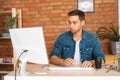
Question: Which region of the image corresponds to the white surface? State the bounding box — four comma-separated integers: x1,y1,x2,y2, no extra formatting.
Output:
0,71,10,74
4,64,120,80
4,76,120,80
9,27,49,64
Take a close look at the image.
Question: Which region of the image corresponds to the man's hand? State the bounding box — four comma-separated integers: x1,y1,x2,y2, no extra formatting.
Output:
81,60,94,67
61,58,74,66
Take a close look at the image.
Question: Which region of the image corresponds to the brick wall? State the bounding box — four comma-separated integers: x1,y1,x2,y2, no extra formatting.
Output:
0,39,13,57
0,0,3,8
0,0,118,57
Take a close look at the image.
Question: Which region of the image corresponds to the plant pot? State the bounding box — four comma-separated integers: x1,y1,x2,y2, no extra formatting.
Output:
111,41,120,56
2,32,10,38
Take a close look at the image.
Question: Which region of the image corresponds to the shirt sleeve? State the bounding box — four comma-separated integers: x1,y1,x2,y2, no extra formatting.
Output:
50,35,63,57
92,35,106,63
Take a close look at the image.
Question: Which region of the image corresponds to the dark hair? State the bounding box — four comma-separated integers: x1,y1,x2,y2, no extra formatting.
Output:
68,10,85,21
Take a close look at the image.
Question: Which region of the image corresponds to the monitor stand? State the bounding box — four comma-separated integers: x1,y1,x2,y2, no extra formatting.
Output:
19,58,28,75
19,58,47,75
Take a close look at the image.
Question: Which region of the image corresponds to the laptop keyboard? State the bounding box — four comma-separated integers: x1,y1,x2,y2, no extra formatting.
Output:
48,67,94,71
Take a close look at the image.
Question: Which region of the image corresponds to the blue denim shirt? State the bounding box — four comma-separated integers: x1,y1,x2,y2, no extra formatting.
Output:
50,30,105,63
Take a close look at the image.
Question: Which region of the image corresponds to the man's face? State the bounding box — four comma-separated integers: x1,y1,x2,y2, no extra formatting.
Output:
67,15,84,34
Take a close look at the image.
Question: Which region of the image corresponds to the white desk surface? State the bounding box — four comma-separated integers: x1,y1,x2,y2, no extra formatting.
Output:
4,64,120,80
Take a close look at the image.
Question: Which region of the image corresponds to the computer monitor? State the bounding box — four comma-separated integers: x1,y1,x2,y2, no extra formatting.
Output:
9,27,49,74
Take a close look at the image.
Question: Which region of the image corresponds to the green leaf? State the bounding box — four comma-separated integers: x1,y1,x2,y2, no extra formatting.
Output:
96,24,120,41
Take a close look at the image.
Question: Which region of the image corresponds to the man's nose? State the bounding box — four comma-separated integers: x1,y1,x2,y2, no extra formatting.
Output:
70,23,74,28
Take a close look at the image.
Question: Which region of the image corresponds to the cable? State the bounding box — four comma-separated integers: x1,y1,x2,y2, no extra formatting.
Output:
15,50,28,80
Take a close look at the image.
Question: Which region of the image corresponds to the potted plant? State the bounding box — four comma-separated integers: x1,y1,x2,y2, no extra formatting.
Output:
96,24,120,55
2,16,17,38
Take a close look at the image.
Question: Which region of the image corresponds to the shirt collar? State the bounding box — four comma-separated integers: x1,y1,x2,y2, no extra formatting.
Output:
69,29,86,40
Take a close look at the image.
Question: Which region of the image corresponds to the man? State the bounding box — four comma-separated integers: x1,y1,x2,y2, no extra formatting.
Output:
50,9,105,67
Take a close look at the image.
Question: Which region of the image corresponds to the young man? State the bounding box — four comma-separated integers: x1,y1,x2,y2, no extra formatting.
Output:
50,10,105,67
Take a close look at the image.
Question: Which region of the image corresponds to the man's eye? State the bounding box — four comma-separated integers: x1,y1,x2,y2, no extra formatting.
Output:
68,21,71,24
67,21,76,24
73,21,76,24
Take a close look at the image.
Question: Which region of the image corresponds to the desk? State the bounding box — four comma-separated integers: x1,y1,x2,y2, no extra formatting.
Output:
4,63,120,80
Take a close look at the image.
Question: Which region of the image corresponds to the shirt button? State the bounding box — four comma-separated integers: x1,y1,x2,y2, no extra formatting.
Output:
67,48,69,50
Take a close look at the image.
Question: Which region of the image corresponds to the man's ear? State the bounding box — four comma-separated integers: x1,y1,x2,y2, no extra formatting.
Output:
81,20,85,26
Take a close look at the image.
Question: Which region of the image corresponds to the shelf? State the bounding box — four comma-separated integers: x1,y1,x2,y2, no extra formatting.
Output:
0,71,10,74
0,62,13,65
0,8,22,28
0,8,22,72
0,37,10,40
0,11,11,14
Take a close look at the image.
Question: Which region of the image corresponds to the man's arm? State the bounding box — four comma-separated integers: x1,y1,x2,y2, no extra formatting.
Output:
50,56,74,66
50,56,95,67
50,56,64,66
93,35,105,62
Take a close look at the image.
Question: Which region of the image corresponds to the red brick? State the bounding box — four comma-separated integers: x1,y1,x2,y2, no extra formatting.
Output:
95,0,102,3
0,0,119,56
103,0,117,3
